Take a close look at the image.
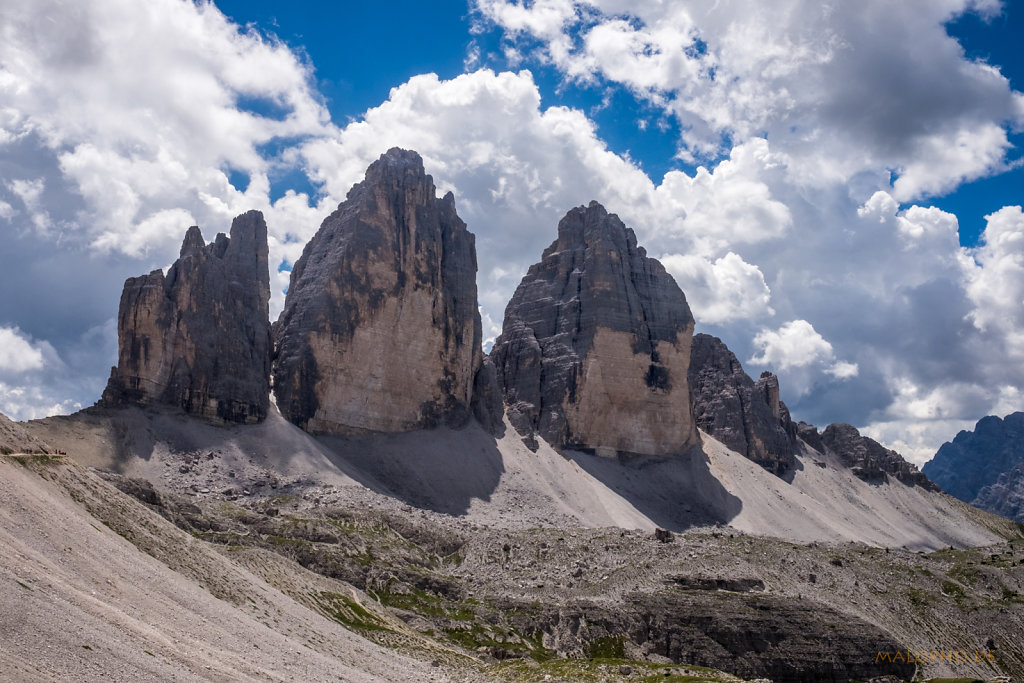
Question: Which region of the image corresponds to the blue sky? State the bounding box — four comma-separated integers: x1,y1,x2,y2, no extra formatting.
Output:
937,7,1024,243
1,0,1023,464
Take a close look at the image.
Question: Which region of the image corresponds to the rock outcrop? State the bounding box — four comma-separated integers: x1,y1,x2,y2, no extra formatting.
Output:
796,421,825,454
687,333,797,475
101,211,271,424
821,423,936,489
923,412,1024,504
273,148,485,435
491,201,700,458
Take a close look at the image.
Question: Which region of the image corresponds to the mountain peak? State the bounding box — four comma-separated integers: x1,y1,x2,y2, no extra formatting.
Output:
492,204,698,457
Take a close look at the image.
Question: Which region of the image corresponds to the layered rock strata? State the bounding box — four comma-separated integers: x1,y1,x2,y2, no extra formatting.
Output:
101,211,271,424
491,201,700,457
687,333,797,475
273,148,485,435
821,423,937,489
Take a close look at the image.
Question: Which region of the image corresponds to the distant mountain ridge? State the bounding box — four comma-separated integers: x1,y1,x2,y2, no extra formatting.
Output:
924,412,1024,522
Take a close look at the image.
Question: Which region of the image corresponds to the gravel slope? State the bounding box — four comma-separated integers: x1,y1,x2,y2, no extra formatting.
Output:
26,406,1012,551
0,456,480,682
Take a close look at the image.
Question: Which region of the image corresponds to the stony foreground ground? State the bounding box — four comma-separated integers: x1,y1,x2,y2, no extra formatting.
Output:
3,450,1023,682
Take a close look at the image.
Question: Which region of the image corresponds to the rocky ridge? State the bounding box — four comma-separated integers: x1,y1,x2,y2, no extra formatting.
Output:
0,411,52,454
821,423,936,489
491,201,700,458
687,333,798,475
273,148,488,435
100,211,272,424
924,412,1024,506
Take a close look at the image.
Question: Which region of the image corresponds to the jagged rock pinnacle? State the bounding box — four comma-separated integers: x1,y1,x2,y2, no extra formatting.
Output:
101,210,272,424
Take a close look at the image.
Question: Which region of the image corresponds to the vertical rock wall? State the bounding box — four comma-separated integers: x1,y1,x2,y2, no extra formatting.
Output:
687,333,798,475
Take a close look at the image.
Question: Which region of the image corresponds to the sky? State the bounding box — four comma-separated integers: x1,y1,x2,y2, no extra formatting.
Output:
1,0,1023,465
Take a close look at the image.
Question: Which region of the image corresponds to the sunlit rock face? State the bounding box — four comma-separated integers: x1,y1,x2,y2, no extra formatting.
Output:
492,201,700,458
272,148,484,435
102,210,272,424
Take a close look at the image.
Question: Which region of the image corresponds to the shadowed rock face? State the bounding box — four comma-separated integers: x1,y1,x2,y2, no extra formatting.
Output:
273,148,484,435
101,211,271,424
821,423,937,489
687,334,797,475
923,412,1024,505
973,462,1024,522
491,201,699,457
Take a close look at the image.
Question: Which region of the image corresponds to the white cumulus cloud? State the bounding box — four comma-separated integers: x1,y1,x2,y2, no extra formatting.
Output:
749,320,857,396
473,0,1024,199
0,327,48,373
660,252,773,325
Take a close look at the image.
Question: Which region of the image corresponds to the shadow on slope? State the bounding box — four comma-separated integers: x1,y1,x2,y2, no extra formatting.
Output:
561,442,743,532
318,422,505,516
28,405,505,516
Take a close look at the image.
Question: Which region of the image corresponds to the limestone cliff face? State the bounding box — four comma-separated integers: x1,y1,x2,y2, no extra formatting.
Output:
491,201,700,457
273,148,484,435
687,334,797,475
101,211,271,424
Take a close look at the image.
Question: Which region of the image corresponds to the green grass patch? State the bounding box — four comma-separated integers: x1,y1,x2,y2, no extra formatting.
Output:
947,563,981,587
311,591,391,633
906,587,933,606
586,635,626,659
491,657,741,682
377,584,475,621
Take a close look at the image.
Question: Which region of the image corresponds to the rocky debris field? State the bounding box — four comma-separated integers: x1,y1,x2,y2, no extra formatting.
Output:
93,454,1024,683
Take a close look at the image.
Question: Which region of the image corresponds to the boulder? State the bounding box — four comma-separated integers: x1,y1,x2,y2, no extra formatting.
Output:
491,201,699,458
273,148,483,434
101,211,271,424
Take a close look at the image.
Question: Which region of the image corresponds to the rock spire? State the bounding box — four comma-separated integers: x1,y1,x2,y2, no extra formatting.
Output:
687,333,797,475
101,210,272,424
